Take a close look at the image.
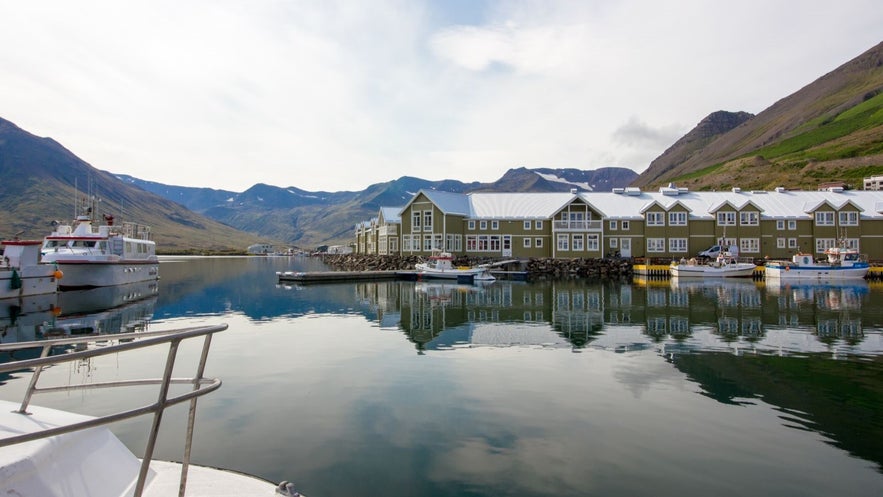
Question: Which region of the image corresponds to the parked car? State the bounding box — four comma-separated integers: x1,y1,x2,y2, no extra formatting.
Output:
698,245,722,258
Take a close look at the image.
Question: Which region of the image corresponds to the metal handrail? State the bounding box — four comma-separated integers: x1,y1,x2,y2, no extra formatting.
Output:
0,324,228,497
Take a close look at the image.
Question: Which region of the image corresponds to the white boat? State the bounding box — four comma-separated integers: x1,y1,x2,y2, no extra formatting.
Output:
670,252,756,278
415,252,496,281
1,239,62,299
40,210,159,289
0,325,302,497
764,247,870,280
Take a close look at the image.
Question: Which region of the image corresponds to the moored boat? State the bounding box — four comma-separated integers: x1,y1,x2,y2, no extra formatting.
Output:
764,246,869,280
1,239,62,299
670,252,756,278
415,252,495,281
40,208,159,289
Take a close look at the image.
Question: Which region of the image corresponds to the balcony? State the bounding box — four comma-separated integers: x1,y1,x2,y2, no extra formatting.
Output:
553,220,602,231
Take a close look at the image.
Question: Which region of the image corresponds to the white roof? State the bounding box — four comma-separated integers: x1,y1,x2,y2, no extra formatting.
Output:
384,189,883,222
468,192,575,219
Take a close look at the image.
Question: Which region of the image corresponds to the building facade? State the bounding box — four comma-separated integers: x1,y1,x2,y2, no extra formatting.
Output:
354,187,883,261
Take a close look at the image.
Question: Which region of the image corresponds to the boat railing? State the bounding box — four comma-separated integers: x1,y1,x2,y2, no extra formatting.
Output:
0,324,227,497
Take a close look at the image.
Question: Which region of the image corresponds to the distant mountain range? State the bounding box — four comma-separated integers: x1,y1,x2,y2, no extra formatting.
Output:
3,41,882,251
117,166,637,248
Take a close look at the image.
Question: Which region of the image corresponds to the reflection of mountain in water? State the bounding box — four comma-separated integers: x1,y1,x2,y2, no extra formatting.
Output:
672,351,883,474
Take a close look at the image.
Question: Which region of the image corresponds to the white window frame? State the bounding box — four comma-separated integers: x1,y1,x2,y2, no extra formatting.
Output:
787,220,797,230
669,238,688,253
412,211,421,232
586,234,600,251
740,211,759,226
621,221,630,230
479,220,487,230
838,211,859,226
423,210,433,232
646,212,665,226
468,220,475,230
491,220,499,230
815,238,836,253
716,211,736,226
740,238,760,253
788,238,798,249
815,211,835,226
610,238,618,248
776,220,785,230
523,237,532,248
777,238,786,248
572,234,584,251
647,238,666,253
557,234,569,251
535,220,543,230
668,212,687,226
524,220,531,230
609,220,618,230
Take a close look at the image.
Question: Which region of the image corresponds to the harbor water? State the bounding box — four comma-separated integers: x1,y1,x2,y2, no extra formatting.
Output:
2,256,882,497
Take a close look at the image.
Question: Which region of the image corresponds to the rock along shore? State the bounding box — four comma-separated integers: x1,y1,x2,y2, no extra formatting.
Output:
320,254,634,279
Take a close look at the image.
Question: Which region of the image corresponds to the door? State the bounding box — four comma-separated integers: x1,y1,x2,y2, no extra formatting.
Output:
620,238,631,258
502,235,512,257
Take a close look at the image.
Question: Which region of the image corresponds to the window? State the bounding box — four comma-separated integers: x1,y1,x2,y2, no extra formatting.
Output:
839,211,859,226
402,235,414,252
535,238,543,248
621,221,629,230
432,234,443,251
491,220,499,230
423,211,433,231
740,211,759,225
609,220,618,230
468,220,475,230
668,212,687,226
647,238,665,252
717,211,736,226
572,234,584,251
610,238,618,248
776,220,785,230
412,211,421,232
787,220,797,230
815,238,836,253
815,211,834,226
669,238,688,253
647,212,665,226
523,237,532,248
524,220,531,230
445,234,462,252
477,235,489,251
740,238,760,253
535,220,543,230
557,234,569,251
423,237,433,251
788,238,798,249
587,234,600,251
466,235,477,251
777,238,786,248
489,235,501,251
479,220,487,230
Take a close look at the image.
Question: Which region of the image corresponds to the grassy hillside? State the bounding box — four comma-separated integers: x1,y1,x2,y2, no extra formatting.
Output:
637,41,883,191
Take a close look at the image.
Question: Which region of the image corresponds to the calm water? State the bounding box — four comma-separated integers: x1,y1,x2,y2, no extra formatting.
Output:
2,256,883,497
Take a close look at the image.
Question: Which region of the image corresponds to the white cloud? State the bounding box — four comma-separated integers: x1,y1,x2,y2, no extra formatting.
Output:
1,0,881,191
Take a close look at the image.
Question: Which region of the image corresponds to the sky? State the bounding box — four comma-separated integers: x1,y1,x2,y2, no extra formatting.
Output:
1,1,881,193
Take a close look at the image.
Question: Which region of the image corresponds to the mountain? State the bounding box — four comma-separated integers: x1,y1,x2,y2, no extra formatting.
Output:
119,167,637,248
635,41,883,190
0,117,267,253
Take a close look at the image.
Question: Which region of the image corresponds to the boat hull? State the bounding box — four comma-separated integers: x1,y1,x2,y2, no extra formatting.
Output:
764,264,869,280
52,261,160,289
0,265,59,299
670,263,756,278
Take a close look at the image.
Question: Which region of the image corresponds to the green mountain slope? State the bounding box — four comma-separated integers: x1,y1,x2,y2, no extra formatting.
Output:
0,118,268,253
635,41,883,190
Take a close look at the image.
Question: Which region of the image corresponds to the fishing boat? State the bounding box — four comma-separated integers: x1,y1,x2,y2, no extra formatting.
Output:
40,207,159,289
669,251,756,278
764,246,869,280
1,239,62,299
0,325,302,497
415,252,496,281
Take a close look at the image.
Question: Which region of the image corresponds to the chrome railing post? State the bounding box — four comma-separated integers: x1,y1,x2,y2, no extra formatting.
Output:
178,332,214,497
134,338,182,497
17,344,53,414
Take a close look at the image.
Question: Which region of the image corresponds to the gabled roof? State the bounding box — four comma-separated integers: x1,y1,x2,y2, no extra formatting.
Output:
379,206,403,224
412,190,471,215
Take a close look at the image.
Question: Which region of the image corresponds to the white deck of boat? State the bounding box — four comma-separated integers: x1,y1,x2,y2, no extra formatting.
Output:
0,400,291,497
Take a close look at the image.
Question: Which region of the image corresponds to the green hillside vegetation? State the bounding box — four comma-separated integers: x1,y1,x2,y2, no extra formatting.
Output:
638,41,883,191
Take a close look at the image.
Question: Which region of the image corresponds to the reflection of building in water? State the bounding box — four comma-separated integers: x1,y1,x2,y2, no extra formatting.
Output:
353,279,880,356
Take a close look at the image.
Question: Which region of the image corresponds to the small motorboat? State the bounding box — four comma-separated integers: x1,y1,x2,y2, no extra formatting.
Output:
415,252,495,281
765,246,869,280
670,252,756,278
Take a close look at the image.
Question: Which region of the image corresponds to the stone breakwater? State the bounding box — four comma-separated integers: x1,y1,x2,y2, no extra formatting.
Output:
320,254,633,279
